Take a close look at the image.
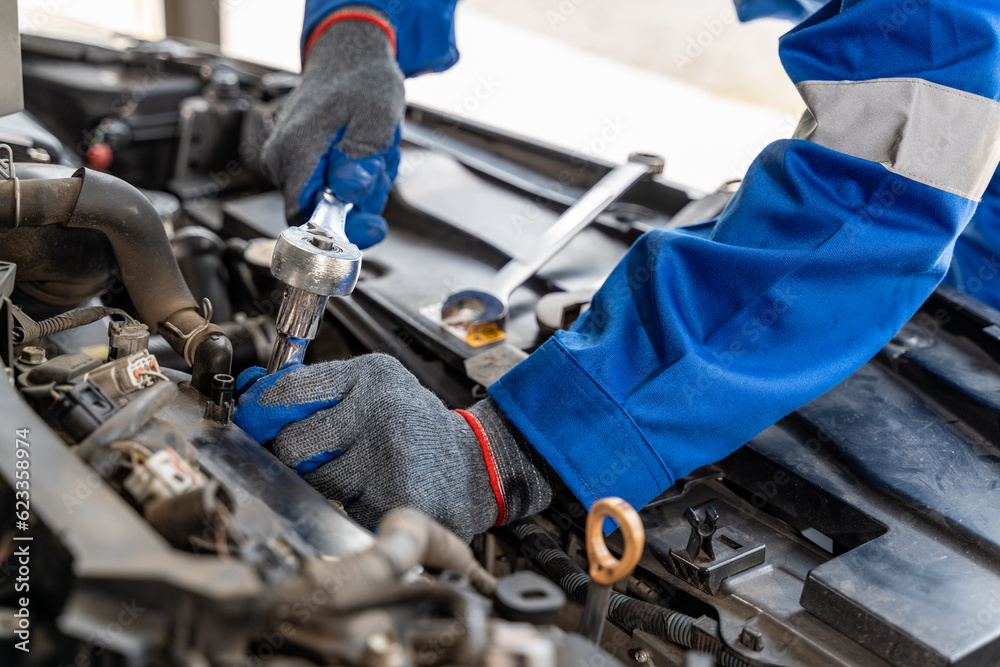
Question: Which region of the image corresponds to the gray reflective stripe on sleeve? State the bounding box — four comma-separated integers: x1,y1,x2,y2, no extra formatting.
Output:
793,78,1000,201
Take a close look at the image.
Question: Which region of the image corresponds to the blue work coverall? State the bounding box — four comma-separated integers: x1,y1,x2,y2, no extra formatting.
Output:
303,0,1000,514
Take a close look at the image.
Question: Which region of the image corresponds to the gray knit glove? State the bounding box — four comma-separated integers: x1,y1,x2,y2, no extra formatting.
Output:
262,7,405,248
233,354,553,541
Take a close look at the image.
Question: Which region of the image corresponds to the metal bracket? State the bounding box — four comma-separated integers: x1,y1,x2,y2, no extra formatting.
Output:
0,261,16,381
0,143,20,227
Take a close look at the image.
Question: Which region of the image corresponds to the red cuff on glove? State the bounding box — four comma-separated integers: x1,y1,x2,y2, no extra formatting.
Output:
456,409,507,526
304,9,398,62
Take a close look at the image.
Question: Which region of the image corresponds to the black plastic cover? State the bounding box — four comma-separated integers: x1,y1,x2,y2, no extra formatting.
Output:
50,379,118,441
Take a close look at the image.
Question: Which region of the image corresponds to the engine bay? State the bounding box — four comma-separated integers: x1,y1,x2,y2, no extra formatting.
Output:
3,29,1000,667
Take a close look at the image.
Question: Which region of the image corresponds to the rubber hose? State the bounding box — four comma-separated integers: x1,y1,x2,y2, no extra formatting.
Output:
288,508,497,612
0,176,81,225
510,521,753,667
380,507,498,596
171,226,232,323
0,170,229,386
13,305,124,345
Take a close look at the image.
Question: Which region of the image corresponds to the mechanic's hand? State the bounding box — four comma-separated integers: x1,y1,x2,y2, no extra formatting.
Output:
263,10,404,249
233,354,553,541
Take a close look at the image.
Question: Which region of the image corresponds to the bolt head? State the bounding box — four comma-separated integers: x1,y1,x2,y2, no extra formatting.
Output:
19,346,45,365
629,647,650,664
627,152,666,174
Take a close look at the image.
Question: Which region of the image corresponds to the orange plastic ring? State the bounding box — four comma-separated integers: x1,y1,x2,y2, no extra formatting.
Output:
585,497,646,587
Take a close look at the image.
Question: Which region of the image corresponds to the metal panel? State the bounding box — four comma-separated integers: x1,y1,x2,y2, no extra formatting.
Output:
0,0,23,117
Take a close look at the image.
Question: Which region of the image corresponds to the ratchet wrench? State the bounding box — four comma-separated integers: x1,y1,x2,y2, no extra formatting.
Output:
267,190,361,374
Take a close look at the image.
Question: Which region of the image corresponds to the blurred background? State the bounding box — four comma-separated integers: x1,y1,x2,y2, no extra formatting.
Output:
17,0,804,192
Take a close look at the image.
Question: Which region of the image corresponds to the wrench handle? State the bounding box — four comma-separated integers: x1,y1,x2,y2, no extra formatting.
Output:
493,153,663,299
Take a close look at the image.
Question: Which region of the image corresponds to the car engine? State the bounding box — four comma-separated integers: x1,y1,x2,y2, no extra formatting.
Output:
3,28,1000,667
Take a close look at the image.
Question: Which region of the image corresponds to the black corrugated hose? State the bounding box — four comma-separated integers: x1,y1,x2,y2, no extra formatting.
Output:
12,305,130,345
510,521,753,667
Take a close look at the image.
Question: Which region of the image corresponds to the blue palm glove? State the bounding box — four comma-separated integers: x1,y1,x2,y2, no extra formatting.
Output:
262,9,404,249
232,364,335,455
231,355,553,541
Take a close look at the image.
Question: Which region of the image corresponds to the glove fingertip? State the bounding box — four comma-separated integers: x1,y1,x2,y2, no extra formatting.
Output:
233,404,273,444
235,366,267,396
328,155,383,203
345,211,388,249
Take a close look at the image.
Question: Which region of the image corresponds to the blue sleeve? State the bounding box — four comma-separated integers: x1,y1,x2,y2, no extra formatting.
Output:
303,0,459,77
945,167,1000,309
733,0,826,23
490,0,1000,513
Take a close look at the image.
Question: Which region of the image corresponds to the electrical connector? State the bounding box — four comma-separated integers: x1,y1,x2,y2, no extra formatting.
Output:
108,320,150,360
83,351,163,400
124,447,204,505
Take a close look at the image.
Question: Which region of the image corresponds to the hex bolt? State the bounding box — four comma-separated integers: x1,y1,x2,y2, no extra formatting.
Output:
309,233,338,252
19,346,45,365
629,647,651,664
